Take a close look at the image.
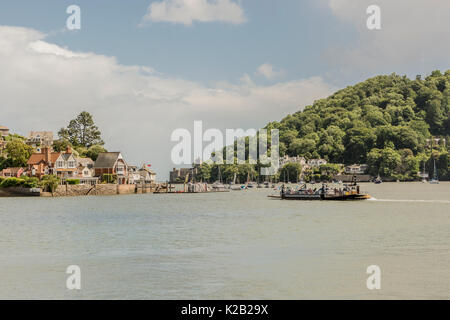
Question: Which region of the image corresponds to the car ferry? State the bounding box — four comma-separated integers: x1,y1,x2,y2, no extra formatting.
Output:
280,181,370,201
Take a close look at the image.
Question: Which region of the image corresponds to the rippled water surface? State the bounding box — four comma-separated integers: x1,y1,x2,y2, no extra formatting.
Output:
0,182,449,299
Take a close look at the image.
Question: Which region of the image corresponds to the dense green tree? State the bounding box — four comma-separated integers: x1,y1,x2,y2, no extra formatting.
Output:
58,111,104,148
85,145,107,161
195,163,212,182
379,148,401,177
398,149,419,179
289,138,317,159
279,163,302,183
39,175,61,193
343,127,376,163
319,163,341,181
237,163,257,183
4,139,33,167
52,139,72,152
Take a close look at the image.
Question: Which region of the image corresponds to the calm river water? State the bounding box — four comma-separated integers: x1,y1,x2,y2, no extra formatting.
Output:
0,182,449,299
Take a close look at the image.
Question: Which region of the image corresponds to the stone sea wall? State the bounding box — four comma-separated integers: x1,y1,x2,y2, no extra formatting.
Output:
0,187,41,197
43,184,136,197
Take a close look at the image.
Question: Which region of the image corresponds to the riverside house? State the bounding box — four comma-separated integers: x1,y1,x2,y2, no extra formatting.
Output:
138,165,156,183
307,159,328,168
27,147,61,178
94,152,129,184
127,166,141,184
75,157,97,185
344,164,369,175
76,157,94,178
27,146,77,178
54,147,77,178
279,155,307,167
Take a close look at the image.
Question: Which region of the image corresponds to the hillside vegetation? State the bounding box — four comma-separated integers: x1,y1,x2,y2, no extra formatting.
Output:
265,70,450,180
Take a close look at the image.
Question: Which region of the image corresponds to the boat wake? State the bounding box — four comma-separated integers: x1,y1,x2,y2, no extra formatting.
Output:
368,197,450,204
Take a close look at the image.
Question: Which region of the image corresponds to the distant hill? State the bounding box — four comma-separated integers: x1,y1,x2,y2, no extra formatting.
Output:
264,70,449,180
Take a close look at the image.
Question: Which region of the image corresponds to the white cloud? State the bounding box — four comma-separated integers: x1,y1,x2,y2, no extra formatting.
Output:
0,26,335,178
142,0,246,25
256,63,284,80
325,0,450,77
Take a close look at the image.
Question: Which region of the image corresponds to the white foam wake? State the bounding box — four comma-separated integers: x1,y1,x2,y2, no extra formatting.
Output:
368,198,450,204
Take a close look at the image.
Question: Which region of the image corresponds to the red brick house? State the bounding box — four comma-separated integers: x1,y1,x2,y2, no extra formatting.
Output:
27,147,60,178
94,152,129,184
27,146,77,178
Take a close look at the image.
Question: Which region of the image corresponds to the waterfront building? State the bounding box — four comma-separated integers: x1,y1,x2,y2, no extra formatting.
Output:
27,131,54,152
344,164,369,175
279,155,307,167
127,166,142,184
26,146,78,179
94,152,129,184
27,147,61,178
54,147,78,178
307,159,327,168
75,157,95,178
138,165,156,183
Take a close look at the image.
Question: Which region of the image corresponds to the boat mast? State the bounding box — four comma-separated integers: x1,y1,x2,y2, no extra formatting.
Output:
433,158,438,180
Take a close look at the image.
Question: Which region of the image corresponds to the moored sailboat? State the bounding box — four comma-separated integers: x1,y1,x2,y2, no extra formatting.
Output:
429,158,439,184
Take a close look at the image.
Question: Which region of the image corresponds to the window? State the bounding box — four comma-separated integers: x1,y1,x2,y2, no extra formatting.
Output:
68,161,75,168
57,161,64,168
116,165,125,175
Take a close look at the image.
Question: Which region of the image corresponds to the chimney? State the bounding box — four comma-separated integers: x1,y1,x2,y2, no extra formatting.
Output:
42,147,51,163
66,146,72,154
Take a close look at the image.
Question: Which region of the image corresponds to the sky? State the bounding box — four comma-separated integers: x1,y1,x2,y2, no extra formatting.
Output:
0,0,449,179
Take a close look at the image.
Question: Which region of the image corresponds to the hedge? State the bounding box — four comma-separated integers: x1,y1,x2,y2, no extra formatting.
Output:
66,179,80,185
101,174,117,184
0,177,39,188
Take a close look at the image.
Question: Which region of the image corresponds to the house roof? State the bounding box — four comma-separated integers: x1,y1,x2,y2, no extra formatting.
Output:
94,152,123,168
0,126,9,130
27,152,61,165
139,166,155,174
59,153,74,161
76,157,94,167
29,131,53,137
